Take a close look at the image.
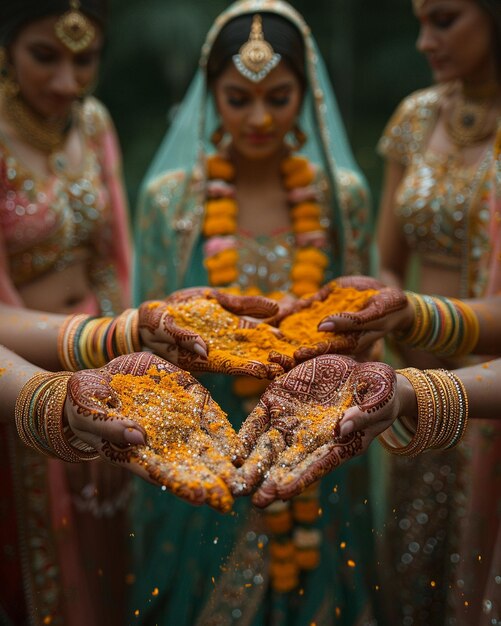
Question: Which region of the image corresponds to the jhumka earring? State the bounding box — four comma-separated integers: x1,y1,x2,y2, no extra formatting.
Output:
211,125,225,148
232,15,281,83
289,123,307,151
54,0,96,53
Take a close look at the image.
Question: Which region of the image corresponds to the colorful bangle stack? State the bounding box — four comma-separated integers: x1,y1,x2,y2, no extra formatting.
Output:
378,367,469,457
58,309,141,371
395,292,479,357
15,371,99,463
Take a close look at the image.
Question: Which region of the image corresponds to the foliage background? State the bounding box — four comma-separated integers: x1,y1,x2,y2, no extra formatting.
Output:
98,0,431,218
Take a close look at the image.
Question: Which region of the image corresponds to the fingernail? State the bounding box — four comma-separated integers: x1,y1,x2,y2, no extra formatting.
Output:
339,420,354,437
124,428,146,445
318,321,334,332
192,343,208,359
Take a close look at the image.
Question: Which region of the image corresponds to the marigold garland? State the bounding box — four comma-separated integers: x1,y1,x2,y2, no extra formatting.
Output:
202,153,330,299
202,154,331,591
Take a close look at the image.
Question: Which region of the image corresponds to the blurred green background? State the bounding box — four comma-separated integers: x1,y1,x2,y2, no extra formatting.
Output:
97,0,431,217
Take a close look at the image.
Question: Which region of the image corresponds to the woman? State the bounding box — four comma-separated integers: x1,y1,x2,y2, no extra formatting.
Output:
132,1,374,624
0,1,131,624
375,0,501,621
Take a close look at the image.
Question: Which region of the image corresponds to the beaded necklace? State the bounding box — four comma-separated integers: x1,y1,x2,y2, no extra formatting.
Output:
202,153,330,298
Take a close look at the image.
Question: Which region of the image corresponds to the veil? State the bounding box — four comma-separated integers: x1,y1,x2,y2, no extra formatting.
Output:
134,0,371,300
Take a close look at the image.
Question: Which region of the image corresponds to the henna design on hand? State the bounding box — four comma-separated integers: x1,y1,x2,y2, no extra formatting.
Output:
67,352,244,512
236,354,396,506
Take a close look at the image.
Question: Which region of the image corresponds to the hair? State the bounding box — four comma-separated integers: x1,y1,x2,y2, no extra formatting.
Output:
0,0,109,45
477,0,501,74
206,12,306,89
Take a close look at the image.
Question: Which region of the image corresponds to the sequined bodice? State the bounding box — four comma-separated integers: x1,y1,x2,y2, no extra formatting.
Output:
236,230,295,294
395,151,491,265
379,85,494,296
0,99,113,286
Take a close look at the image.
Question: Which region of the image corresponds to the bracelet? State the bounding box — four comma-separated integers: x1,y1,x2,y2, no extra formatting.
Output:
58,309,141,371
15,372,99,463
378,367,469,457
395,292,480,357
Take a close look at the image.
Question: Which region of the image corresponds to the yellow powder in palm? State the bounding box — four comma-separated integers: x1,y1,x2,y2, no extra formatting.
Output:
103,366,235,512
165,286,377,372
278,285,378,345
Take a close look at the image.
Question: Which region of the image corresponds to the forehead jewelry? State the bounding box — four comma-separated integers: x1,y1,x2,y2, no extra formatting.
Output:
232,15,281,83
54,0,96,53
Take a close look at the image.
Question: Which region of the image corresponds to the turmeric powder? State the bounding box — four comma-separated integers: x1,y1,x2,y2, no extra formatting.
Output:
101,366,238,513
164,283,377,376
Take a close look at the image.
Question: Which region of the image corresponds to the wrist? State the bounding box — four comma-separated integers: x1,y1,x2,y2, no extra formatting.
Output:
396,373,417,421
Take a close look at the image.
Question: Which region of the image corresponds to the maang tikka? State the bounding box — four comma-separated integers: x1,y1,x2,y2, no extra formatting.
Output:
232,15,281,83
54,0,96,53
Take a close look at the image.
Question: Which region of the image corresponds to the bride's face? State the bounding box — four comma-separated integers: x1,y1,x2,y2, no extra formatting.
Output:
213,60,303,160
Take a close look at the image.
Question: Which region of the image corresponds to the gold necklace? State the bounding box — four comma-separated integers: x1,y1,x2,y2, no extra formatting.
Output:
1,86,77,153
446,82,499,148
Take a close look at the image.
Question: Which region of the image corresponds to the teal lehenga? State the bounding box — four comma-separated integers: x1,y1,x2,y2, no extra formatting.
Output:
131,1,377,624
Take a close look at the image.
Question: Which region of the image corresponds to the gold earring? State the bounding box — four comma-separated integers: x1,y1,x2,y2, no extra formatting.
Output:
211,125,225,148
290,123,307,151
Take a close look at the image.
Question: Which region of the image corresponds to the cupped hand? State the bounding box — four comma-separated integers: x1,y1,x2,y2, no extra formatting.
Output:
291,276,410,359
235,354,396,507
139,288,287,379
66,352,245,513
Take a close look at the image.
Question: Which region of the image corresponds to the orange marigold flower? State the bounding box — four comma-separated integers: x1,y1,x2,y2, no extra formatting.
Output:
292,499,320,523
295,248,329,268
291,264,323,284
203,216,237,237
272,575,299,593
291,202,321,220
205,198,238,218
208,266,239,285
207,155,235,181
265,510,293,534
270,561,299,579
269,541,295,560
204,248,238,270
296,548,320,570
293,218,323,234
281,155,309,175
283,166,315,190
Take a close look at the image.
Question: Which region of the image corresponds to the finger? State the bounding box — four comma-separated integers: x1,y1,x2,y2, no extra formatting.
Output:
235,429,286,496
215,291,279,318
139,301,208,357
162,314,208,356
333,275,385,291
254,430,366,506
66,399,147,446
317,303,386,332
293,335,361,361
238,403,270,453
317,289,407,332
268,351,295,372
156,344,208,368
129,446,234,513
339,405,395,438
